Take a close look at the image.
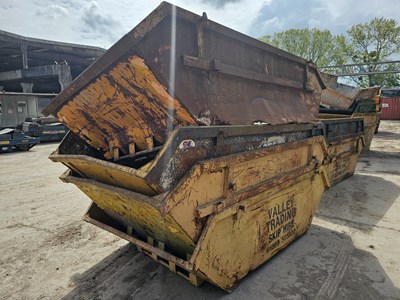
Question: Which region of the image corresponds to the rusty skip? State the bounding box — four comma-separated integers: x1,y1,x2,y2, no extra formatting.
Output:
43,1,326,160
60,135,330,291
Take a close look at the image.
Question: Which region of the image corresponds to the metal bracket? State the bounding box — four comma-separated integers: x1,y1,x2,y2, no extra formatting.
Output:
182,55,304,89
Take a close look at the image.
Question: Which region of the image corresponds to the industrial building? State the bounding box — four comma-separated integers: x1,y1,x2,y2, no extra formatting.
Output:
0,29,105,128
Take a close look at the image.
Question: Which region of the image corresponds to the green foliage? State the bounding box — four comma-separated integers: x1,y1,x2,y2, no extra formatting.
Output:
340,17,400,87
258,18,400,88
343,18,400,62
259,29,345,67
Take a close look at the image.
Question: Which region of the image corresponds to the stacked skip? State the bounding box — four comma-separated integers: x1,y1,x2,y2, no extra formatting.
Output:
44,2,365,291
319,72,381,152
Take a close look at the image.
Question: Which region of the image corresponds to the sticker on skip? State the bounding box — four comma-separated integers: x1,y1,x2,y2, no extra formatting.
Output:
179,139,196,149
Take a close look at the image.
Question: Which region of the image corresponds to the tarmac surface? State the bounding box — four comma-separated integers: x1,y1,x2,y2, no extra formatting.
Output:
0,121,399,300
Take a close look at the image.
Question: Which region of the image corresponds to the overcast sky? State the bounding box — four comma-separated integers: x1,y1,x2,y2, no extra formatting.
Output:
1,0,400,49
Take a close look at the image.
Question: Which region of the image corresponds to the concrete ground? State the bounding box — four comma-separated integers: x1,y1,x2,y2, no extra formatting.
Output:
0,121,399,300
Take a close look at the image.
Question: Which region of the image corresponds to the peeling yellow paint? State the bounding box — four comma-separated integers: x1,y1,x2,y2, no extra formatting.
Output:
60,136,330,291
56,55,197,160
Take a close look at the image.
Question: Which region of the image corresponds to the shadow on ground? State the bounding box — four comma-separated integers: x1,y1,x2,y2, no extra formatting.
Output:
0,149,38,156
373,130,400,141
62,224,399,300
0,142,59,157
362,150,400,160
318,173,400,230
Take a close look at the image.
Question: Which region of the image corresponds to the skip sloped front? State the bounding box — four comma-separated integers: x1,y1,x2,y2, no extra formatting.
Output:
59,136,330,291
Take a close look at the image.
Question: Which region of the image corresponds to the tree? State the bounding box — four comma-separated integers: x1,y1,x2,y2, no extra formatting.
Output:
338,17,400,87
259,18,400,88
259,29,345,67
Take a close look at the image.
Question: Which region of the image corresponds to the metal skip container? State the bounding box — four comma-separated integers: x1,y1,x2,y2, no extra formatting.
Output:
54,126,331,291
320,118,364,187
42,2,325,161
319,77,381,152
43,2,361,292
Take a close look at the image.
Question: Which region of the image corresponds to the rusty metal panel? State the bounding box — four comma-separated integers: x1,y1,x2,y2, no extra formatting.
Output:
381,97,400,120
320,72,338,89
324,136,363,187
51,123,324,193
318,118,364,186
53,55,197,160
43,2,325,160
352,113,379,151
52,118,364,196
320,117,364,142
321,88,353,109
353,87,381,102
62,173,196,257
54,153,157,195
319,110,378,152
321,86,380,111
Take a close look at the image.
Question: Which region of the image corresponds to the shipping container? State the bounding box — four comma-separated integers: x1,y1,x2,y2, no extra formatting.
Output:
381,97,400,120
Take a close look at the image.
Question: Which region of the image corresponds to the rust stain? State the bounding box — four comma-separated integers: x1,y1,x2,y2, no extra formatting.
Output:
324,137,361,187
58,135,330,292
321,88,353,110
164,137,327,242
57,55,197,160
